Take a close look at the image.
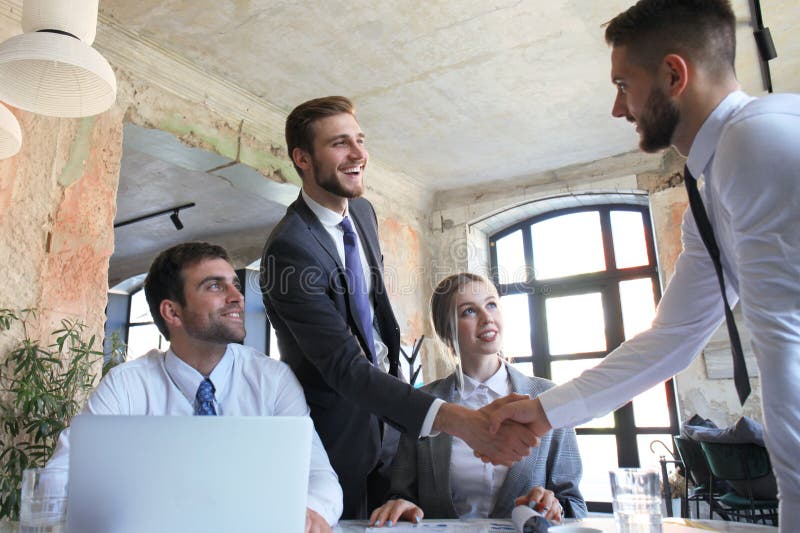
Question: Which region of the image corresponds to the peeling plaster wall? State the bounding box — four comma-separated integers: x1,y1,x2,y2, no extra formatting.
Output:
430,151,764,427
0,103,123,362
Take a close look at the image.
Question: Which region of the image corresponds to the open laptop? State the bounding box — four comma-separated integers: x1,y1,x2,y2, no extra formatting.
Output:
66,415,312,533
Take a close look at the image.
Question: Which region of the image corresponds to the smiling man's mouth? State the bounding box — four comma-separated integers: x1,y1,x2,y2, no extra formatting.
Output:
340,164,364,175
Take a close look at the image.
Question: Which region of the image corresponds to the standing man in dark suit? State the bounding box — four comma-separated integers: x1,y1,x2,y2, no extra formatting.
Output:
261,96,538,519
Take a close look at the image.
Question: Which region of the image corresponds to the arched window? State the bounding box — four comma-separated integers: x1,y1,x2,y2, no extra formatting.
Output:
490,202,678,511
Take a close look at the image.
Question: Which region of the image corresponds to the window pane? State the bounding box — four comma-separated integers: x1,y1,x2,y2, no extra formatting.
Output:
129,289,151,323
619,278,656,340
611,210,649,269
500,293,531,358
510,360,534,377
577,435,617,502
633,382,671,427
127,323,169,359
531,211,605,280
494,230,527,285
637,434,675,471
551,359,615,428
545,292,606,355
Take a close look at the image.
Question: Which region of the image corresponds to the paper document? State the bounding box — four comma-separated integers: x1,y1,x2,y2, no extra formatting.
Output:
365,520,516,533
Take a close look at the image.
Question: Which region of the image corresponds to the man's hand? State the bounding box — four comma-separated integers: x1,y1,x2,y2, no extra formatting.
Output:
368,498,423,527
432,397,539,466
486,396,553,437
305,508,331,533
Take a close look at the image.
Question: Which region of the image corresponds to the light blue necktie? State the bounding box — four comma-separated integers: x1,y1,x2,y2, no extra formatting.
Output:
339,216,376,364
195,378,217,416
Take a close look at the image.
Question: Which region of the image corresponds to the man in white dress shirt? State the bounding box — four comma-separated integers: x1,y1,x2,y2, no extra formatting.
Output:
487,1,799,529
49,242,342,533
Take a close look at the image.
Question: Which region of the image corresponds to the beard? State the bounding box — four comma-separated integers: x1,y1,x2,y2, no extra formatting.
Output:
183,312,245,345
637,86,680,153
312,159,364,199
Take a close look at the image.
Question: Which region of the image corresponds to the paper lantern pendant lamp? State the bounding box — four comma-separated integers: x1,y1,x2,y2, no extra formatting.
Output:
0,102,22,158
0,0,117,118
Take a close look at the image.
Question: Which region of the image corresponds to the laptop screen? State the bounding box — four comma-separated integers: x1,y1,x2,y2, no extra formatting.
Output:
66,415,312,533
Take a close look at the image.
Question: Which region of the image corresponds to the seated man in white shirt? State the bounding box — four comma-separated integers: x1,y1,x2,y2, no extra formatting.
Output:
48,242,342,533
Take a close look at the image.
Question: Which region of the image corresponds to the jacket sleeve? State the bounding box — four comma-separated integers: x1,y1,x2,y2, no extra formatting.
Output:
544,426,587,518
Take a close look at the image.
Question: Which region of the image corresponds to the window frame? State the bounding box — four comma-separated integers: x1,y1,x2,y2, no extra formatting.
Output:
489,204,679,512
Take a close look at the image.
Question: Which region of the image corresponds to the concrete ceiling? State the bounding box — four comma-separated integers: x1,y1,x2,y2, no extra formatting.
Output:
111,124,297,285
99,0,798,190
102,0,799,282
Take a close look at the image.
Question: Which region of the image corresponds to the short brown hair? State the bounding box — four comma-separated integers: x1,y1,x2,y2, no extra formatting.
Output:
144,242,231,340
430,273,497,354
605,0,736,78
285,96,356,178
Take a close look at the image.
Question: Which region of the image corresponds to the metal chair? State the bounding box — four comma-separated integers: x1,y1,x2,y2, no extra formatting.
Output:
672,436,717,518
699,441,779,525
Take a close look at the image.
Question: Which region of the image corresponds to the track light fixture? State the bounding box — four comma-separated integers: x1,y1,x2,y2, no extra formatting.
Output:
114,202,195,231
169,210,184,231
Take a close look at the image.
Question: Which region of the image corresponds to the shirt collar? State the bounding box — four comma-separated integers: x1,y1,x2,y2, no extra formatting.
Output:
164,345,235,406
459,361,510,400
302,189,350,229
686,90,754,179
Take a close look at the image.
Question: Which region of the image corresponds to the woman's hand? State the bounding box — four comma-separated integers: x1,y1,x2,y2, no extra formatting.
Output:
368,498,424,527
514,486,563,523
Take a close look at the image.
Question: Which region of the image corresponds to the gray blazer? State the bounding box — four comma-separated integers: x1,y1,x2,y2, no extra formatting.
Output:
387,364,587,519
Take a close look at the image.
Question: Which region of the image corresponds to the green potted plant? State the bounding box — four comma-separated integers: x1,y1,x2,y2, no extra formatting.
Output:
0,309,103,521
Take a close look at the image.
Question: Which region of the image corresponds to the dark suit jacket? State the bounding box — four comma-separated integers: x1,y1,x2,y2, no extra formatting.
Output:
260,194,436,515
387,365,587,519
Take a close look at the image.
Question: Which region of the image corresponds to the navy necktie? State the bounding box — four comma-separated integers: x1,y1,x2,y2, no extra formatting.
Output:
195,378,217,415
339,216,376,364
684,165,750,405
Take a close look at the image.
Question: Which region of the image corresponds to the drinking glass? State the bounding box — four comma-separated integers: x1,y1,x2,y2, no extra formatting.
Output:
609,468,662,533
19,468,68,533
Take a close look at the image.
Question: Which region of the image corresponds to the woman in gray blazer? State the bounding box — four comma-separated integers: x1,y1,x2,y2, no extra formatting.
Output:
370,273,587,527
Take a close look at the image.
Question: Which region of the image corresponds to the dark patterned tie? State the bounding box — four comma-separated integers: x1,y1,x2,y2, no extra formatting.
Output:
684,165,750,404
339,216,376,364
195,378,217,415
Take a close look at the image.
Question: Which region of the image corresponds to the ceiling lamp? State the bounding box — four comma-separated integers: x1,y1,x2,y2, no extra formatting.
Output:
0,0,116,118
0,103,22,158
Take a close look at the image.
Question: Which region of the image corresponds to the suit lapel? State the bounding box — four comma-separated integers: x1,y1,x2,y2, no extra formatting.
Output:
292,194,342,268
431,376,459,517
490,365,541,517
293,194,373,356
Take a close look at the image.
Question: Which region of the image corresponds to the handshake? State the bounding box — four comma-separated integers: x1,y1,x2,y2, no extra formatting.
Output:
433,393,553,466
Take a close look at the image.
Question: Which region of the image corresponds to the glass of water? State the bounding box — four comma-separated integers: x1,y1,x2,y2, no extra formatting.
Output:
19,467,68,533
609,468,662,533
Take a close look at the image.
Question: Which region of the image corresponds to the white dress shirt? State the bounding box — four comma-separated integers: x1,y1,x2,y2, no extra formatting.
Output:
449,364,511,518
48,344,343,525
301,190,443,436
538,90,800,530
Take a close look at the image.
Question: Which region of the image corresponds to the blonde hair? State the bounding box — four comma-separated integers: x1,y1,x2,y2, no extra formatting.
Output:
430,273,502,386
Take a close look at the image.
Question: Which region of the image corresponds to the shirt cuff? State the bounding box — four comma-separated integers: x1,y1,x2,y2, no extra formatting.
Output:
306,495,340,527
538,382,591,429
419,398,445,438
